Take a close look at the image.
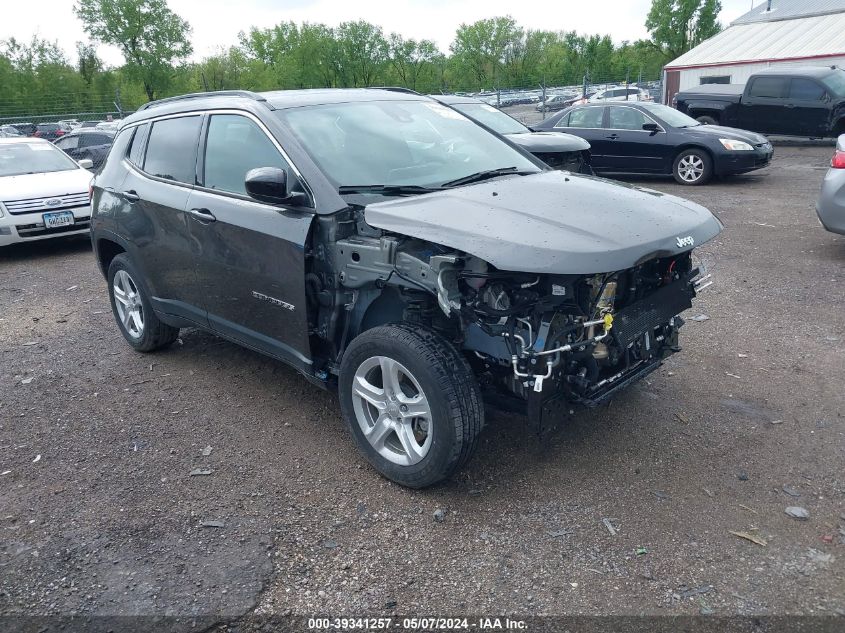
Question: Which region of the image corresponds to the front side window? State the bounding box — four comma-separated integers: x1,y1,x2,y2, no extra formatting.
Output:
608,107,649,130
278,100,538,188
203,114,289,196
821,70,845,97
565,107,604,129
788,78,827,101
143,116,201,184
749,77,788,99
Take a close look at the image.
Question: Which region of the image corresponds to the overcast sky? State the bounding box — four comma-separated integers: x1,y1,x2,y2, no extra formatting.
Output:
2,0,759,66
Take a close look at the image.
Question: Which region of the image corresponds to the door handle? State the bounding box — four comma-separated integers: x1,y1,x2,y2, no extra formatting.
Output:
121,190,140,202
784,103,795,108
606,134,619,140
188,207,216,222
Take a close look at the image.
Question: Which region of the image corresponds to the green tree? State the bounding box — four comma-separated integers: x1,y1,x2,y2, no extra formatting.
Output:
646,0,722,60
450,16,521,90
335,21,388,87
74,0,193,100
388,35,440,91
76,42,101,86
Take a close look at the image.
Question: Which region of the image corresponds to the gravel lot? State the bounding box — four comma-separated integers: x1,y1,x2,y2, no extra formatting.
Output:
1,145,843,627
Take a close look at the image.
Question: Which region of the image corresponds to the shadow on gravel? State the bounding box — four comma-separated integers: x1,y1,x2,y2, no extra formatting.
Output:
0,235,91,262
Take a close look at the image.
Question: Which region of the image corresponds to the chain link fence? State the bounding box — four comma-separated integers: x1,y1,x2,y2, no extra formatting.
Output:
0,73,662,130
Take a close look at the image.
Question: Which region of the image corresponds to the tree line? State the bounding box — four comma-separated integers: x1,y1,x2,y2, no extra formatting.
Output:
0,0,722,119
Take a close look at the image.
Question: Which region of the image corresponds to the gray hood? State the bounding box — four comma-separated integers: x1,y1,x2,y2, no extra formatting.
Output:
506,131,590,153
365,171,722,274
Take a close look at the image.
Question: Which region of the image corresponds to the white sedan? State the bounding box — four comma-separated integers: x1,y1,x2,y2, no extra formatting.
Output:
0,138,94,247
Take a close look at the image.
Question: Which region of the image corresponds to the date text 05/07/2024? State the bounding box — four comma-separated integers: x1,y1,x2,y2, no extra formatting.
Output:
307,617,529,630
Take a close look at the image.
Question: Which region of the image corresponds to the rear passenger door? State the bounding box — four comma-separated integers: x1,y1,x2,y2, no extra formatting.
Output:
739,76,790,134
120,115,207,324
185,112,315,370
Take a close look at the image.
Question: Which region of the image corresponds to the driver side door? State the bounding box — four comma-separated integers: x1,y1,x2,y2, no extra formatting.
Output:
185,112,315,371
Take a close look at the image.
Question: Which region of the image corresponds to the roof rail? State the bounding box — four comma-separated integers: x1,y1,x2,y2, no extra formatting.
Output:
367,86,423,96
138,90,274,111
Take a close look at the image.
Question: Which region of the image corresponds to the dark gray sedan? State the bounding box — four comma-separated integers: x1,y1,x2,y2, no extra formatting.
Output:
431,94,592,174
816,135,845,234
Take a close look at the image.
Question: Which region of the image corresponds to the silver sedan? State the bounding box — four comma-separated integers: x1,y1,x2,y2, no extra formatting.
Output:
817,134,845,234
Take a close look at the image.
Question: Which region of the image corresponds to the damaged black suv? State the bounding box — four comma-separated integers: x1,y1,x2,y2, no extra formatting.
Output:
91,89,721,488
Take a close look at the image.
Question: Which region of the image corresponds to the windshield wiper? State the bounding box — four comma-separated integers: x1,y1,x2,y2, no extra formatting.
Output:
441,166,535,188
337,184,444,196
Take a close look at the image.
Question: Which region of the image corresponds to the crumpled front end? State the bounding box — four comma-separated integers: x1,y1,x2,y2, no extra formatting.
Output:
453,250,712,430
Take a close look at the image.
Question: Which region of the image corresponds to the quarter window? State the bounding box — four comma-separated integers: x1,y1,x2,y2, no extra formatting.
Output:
748,77,788,99
202,114,289,196
143,116,201,184
127,123,148,168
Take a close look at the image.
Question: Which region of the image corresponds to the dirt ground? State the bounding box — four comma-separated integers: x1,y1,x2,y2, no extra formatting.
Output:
1,144,843,628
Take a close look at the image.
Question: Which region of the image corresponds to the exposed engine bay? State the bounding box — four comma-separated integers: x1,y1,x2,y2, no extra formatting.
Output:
307,209,712,428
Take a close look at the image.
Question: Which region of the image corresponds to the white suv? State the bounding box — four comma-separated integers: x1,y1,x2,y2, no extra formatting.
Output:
0,138,94,247
583,87,652,104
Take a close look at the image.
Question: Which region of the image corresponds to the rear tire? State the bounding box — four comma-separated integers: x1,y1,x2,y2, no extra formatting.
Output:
696,115,718,125
673,148,713,185
339,324,484,488
107,253,179,352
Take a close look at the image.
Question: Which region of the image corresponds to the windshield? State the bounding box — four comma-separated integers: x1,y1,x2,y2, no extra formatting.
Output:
640,103,701,128
451,103,528,135
822,70,845,97
0,142,79,177
278,100,539,189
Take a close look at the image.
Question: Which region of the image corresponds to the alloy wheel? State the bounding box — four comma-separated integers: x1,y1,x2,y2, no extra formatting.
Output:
677,154,705,183
113,269,145,338
351,356,433,466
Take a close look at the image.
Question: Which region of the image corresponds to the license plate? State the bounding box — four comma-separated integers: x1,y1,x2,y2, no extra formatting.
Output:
43,211,74,228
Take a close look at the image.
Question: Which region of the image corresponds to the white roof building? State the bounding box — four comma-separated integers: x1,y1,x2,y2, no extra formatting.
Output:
664,0,845,101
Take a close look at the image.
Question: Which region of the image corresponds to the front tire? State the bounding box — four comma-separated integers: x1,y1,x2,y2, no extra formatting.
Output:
339,324,484,488
696,115,719,125
107,253,179,352
673,148,713,185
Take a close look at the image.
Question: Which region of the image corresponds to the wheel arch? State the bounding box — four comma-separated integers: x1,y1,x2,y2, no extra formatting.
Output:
672,143,714,167
96,237,126,278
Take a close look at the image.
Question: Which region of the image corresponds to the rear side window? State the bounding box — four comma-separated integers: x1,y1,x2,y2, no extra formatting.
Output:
788,78,827,101
143,116,201,184
748,77,788,98
127,123,149,167
202,114,290,196
565,107,604,129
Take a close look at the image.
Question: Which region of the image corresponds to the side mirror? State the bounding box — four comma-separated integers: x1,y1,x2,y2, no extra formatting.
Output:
245,167,293,204
642,123,660,134
78,158,94,169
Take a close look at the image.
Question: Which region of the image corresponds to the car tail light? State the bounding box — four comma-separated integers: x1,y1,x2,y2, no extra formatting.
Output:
33,130,42,137
56,129,65,136
832,149,845,169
